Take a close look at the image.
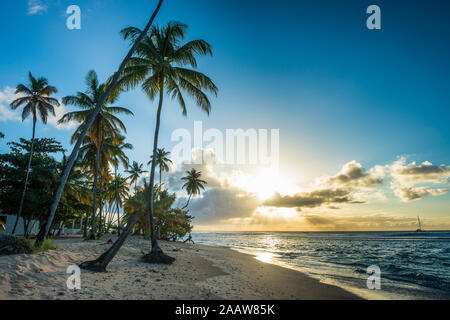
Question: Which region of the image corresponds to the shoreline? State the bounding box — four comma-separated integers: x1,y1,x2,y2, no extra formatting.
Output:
0,236,361,300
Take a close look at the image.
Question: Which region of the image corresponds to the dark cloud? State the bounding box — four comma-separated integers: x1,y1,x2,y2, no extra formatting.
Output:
262,188,364,209
320,160,383,189
188,187,259,224
394,186,448,202
398,163,449,176
390,159,450,201
303,215,336,227
167,149,222,191
392,160,450,182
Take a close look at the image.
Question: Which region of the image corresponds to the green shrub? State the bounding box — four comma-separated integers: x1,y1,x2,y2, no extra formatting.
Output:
0,235,33,255
30,239,56,252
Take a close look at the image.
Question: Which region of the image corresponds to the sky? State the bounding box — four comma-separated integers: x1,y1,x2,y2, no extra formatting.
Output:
0,0,449,231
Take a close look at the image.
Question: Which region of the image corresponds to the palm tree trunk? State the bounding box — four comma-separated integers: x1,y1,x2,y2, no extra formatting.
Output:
159,167,162,186
83,210,88,238
12,115,37,235
79,209,141,272
35,0,164,247
147,85,165,253
182,194,192,210
81,78,174,272
98,132,104,237
98,174,104,236
23,218,30,238
90,130,101,239
115,166,121,235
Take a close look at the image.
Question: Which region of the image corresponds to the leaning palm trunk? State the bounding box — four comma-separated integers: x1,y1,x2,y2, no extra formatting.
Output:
182,194,192,210
83,210,88,238
98,175,104,236
90,132,101,239
141,84,175,264
12,116,37,235
79,209,140,272
35,0,164,247
114,166,121,235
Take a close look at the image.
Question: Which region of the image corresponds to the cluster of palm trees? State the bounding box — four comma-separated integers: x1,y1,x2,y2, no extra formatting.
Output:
10,70,208,240
9,0,217,271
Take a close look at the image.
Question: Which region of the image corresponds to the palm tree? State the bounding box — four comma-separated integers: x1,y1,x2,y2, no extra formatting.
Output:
110,174,130,235
125,161,148,192
9,72,59,235
117,21,218,261
60,155,91,237
181,168,207,209
59,70,133,238
148,148,173,185
110,134,132,235
36,0,164,247
77,135,113,236
80,19,217,271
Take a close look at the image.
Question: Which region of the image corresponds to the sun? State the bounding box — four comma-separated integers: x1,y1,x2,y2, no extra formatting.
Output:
229,168,300,201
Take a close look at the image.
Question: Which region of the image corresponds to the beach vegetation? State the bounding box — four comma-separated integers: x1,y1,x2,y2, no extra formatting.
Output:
123,180,193,240
181,168,207,209
0,138,67,238
148,148,173,186
59,70,133,239
30,238,56,252
125,161,147,192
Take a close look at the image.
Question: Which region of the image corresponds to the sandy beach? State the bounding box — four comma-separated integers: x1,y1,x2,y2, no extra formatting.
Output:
0,236,361,300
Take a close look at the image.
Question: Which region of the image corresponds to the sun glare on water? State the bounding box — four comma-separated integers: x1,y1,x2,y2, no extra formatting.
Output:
255,251,276,263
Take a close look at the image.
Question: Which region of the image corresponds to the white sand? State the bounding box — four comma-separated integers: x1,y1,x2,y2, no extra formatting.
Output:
0,236,361,300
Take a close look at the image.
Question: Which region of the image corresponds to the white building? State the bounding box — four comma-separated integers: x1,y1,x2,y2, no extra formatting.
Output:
0,214,40,236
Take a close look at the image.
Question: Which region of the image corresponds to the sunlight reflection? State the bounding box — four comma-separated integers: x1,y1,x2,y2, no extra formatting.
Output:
255,251,275,263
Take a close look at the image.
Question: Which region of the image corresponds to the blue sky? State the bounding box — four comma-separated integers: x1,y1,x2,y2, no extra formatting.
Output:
1,0,449,230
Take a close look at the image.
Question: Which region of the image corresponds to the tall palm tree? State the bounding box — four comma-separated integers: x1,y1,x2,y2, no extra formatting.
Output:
9,72,59,235
125,161,148,191
118,21,218,261
80,19,217,271
181,168,207,209
36,0,164,247
59,70,133,239
148,148,173,185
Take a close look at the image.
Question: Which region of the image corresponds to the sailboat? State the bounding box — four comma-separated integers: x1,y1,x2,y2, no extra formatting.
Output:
415,216,424,232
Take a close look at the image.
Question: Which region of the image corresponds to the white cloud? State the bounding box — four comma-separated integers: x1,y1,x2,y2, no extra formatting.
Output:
46,101,77,130
389,157,450,201
0,86,77,131
316,160,385,189
27,0,48,15
0,87,22,122
390,157,450,185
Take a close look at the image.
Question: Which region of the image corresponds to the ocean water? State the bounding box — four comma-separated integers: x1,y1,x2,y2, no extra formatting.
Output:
191,231,450,300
